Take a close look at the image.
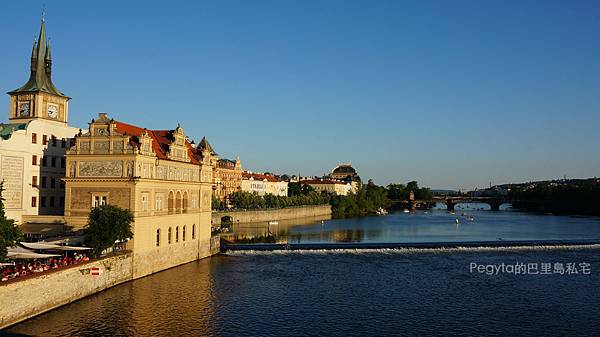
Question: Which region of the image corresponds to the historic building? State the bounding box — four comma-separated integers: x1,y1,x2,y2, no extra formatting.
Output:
299,179,354,196
63,113,214,278
197,137,243,202
329,163,361,182
215,158,242,201
0,17,79,223
241,171,288,197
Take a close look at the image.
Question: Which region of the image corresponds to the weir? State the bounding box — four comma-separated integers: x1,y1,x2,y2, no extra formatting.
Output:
221,239,600,252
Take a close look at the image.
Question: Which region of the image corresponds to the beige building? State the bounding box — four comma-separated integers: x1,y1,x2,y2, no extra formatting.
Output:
0,17,79,223
241,171,288,197
300,179,353,196
63,113,215,278
197,138,243,202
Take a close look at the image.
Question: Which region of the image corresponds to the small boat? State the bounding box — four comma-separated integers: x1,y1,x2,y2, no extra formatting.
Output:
376,207,388,215
403,209,410,213
268,221,279,225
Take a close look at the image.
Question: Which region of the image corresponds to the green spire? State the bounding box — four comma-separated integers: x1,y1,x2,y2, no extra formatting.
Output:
8,14,67,98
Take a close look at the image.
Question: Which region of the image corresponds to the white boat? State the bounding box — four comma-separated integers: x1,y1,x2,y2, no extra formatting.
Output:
403,209,410,213
376,207,388,215
268,221,279,225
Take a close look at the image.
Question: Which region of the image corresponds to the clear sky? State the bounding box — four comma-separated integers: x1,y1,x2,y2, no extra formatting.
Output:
1,0,599,191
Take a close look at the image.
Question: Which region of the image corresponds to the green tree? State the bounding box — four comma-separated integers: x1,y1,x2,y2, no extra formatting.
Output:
84,204,134,256
0,182,22,262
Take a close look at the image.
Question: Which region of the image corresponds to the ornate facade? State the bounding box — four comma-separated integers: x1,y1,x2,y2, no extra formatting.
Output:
0,17,79,223
64,113,214,278
197,137,243,202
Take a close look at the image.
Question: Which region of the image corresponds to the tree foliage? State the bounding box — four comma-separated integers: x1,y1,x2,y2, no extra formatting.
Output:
386,181,433,201
510,179,600,215
329,180,392,218
228,190,328,209
0,182,22,262
84,204,134,256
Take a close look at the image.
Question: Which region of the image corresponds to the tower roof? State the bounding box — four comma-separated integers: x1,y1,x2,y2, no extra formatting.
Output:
8,15,67,98
198,136,217,155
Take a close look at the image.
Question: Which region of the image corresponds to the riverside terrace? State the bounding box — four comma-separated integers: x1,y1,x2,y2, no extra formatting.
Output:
1,242,92,284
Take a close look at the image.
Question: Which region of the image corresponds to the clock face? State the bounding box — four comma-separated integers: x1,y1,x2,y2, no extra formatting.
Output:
47,104,58,119
19,102,30,116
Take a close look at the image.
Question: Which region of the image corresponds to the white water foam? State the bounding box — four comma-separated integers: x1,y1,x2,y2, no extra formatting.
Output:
223,244,600,257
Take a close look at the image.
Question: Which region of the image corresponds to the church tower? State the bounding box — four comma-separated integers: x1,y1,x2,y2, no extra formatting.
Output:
7,14,69,125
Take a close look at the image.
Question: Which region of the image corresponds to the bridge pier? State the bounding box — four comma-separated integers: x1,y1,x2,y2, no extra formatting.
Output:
489,201,501,211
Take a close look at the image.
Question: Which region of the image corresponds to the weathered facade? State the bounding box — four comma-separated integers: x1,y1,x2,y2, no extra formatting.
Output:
63,114,215,278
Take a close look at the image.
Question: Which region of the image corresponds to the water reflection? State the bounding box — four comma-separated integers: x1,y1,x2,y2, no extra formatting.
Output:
9,259,217,337
223,206,600,245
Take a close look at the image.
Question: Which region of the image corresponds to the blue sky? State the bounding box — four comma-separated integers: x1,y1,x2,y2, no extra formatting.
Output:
1,0,599,190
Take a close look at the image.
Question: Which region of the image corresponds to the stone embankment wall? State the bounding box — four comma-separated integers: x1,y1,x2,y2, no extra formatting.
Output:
212,205,332,226
0,237,221,329
0,253,133,329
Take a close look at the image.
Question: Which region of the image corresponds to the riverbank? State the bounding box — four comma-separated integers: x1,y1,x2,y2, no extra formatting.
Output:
0,236,220,329
211,205,331,226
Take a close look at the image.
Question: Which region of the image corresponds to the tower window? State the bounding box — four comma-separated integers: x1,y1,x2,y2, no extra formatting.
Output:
32,133,37,144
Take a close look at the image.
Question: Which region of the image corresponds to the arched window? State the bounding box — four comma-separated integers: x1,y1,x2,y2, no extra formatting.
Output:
183,192,189,213
156,229,160,247
192,224,196,240
183,225,186,241
168,227,172,244
176,191,182,213
168,191,174,214
176,226,179,243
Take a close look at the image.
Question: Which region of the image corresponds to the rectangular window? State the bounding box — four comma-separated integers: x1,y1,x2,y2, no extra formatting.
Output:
60,158,66,168
61,139,66,148
41,197,46,208
42,156,47,167
31,196,37,207
51,136,57,147
41,176,47,188
183,226,186,241
156,229,160,247
49,196,55,207
32,133,37,144
192,224,196,240
32,155,37,166
50,178,55,189
176,226,179,243
51,157,56,167
155,194,163,210
32,176,38,187
93,194,108,208
42,135,48,145
141,193,148,211
168,227,172,244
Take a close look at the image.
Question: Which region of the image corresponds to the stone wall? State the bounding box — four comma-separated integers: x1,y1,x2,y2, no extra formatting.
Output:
0,253,133,329
212,205,332,225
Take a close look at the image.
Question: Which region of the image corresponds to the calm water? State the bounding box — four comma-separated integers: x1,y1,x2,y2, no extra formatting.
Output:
227,205,600,244
7,208,600,336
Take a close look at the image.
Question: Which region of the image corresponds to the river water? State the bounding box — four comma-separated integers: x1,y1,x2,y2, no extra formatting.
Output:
7,207,600,336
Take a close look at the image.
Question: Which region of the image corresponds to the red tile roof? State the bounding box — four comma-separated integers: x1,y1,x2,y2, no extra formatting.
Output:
114,121,201,164
300,179,348,185
243,172,279,182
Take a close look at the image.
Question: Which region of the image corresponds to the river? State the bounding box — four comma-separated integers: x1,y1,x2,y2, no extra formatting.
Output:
7,206,600,336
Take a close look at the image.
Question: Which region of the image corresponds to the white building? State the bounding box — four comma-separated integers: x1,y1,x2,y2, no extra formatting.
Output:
0,17,79,223
299,179,353,196
241,172,288,197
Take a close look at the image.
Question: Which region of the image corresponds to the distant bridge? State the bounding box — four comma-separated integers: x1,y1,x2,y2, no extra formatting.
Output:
394,196,512,211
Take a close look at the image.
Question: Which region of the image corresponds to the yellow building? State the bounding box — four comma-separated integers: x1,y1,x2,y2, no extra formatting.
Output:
63,113,215,278
197,137,243,202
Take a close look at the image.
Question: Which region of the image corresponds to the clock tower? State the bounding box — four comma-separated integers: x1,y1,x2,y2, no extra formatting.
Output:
7,15,69,125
